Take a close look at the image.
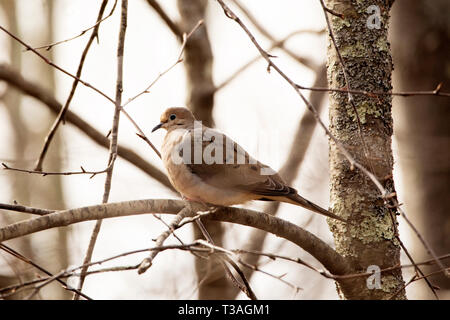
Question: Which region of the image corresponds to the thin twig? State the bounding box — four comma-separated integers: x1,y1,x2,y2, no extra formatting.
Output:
323,4,344,18
74,0,129,300
137,206,193,273
2,239,448,298
0,244,92,300
215,29,324,92
30,0,118,51
0,25,115,104
1,22,165,171
233,248,334,279
34,0,111,171
152,214,185,246
231,0,318,69
387,210,439,299
2,162,112,179
145,0,183,40
296,82,450,98
120,20,204,159
221,255,258,300
319,0,376,177
194,219,258,300
397,205,450,279
122,20,203,107
198,240,299,296
0,202,54,216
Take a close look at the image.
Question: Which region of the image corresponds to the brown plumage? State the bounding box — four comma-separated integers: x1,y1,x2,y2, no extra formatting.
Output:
152,107,346,222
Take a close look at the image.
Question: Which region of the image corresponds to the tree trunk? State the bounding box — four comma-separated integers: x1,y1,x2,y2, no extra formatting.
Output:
178,0,235,299
325,0,406,299
178,0,215,127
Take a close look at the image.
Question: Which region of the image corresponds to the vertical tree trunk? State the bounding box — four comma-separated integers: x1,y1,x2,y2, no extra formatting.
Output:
390,0,450,296
325,0,406,299
178,0,235,299
178,0,215,127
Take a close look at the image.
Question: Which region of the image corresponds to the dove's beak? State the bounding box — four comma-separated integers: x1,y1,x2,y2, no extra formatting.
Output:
152,123,164,132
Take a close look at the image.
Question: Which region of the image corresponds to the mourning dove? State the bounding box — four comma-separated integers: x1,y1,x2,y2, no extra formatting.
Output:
152,107,345,222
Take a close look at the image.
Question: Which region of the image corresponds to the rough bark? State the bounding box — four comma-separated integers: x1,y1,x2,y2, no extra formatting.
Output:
325,0,406,299
390,0,450,294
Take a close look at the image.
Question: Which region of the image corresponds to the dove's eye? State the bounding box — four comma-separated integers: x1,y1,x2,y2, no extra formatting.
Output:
169,114,176,121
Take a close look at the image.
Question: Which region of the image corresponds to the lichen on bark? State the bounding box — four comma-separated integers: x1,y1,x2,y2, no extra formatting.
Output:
325,0,406,299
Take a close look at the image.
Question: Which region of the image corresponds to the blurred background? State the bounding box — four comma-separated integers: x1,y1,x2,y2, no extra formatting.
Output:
0,0,448,299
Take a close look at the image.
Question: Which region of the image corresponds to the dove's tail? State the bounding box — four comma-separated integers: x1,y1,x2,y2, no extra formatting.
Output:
281,193,347,222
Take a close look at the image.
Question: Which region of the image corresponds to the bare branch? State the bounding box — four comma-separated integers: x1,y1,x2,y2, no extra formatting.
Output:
122,20,203,108
145,0,183,40
215,30,324,92
30,0,118,51
231,0,317,69
74,0,129,299
296,82,450,98
137,206,193,273
0,26,115,104
0,244,92,300
34,0,112,171
0,199,351,276
2,162,112,179
0,202,54,216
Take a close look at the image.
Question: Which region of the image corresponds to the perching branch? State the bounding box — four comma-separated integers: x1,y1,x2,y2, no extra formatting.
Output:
0,199,351,277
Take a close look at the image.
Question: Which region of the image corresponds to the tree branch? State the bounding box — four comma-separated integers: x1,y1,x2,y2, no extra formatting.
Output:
73,0,128,299
0,199,351,277
145,0,183,40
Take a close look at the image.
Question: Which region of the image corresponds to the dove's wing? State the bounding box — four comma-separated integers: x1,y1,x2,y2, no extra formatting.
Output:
166,125,346,221
182,127,295,198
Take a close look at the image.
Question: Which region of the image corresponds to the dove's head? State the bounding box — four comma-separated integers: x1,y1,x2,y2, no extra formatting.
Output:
152,107,196,132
